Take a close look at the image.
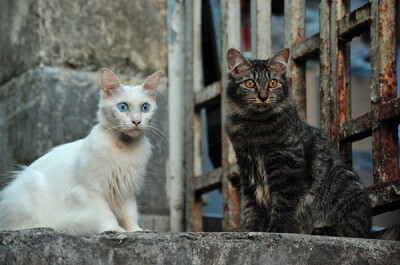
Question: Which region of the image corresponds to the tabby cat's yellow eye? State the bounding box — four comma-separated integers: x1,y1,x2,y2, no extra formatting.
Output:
244,79,256,88
268,79,278,88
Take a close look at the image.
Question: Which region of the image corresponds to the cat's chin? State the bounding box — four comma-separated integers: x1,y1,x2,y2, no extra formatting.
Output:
123,129,144,138
250,104,273,113
116,131,144,144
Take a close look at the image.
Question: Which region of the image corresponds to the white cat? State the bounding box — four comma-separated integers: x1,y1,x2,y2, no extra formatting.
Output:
0,68,161,233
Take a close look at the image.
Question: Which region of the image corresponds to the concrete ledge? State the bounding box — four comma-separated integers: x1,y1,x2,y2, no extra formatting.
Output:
1,229,399,264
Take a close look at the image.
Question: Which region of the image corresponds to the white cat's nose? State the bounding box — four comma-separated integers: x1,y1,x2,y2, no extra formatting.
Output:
132,120,141,126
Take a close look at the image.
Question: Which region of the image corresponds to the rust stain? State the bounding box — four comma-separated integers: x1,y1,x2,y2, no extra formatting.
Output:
372,122,399,183
379,62,397,102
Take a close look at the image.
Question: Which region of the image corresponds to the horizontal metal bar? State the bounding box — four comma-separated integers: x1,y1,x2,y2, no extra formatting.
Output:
194,81,221,110
368,178,400,215
195,167,222,195
292,34,319,61
194,163,240,195
337,3,371,42
340,111,373,142
340,97,400,142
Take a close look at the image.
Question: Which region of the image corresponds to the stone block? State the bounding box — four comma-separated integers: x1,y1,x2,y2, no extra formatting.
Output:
0,66,100,174
139,214,170,232
0,0,167,85
1,229,399,264
0,66,169,229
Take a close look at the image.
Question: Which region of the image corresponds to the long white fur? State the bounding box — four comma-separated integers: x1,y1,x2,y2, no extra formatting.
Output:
0,69,161,233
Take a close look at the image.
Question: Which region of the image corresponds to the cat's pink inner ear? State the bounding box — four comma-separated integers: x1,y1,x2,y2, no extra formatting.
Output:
101,68,122,97
268,48,290,75
227,48,251,77
143,71,162,99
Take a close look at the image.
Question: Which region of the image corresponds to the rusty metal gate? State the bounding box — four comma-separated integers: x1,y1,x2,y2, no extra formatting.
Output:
182,0,399,232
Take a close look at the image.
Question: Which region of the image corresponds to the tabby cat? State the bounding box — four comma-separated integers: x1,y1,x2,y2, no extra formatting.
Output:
225,47,372,237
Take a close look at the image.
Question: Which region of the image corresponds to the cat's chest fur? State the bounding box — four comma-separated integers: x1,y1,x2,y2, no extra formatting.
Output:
248,156,271,206
227,114,302,207
78,125,151,205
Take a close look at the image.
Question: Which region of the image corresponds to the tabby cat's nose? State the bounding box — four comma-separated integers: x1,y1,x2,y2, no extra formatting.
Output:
258,96,268,102
258,90,268,102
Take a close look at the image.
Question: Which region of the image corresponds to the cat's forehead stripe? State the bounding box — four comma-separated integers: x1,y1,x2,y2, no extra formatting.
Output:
249,60,271,80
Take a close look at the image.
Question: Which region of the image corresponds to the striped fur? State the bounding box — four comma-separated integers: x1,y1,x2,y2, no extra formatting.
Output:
225,48,372,238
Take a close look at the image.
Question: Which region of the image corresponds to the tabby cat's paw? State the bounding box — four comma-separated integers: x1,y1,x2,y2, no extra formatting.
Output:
310,226,338,236
267,226,281,233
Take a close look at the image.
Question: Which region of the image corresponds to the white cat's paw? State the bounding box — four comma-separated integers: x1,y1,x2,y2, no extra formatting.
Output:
101,226,126,234
126,225,143,232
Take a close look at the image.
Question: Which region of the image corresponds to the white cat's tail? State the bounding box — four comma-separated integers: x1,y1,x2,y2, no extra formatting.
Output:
0,167,43,231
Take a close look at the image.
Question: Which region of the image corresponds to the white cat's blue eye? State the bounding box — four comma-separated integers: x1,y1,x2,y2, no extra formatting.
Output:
117,103,129,112
141,103,150,113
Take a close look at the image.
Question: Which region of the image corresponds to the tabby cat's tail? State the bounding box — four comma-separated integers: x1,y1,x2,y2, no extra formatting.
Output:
371,224,400,241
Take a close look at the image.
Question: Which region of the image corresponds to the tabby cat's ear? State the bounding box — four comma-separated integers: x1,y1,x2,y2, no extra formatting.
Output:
268,48,290,75
101,68,122,97
143,71,162,99
227,48,251,78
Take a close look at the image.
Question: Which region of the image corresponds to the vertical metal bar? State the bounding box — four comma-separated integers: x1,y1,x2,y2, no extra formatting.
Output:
251,0,272,59
285,0,306,120
319,0,331,132
328,0,339,143
221,0,242,232
370,0,398,183
193,113,203,232
168,0,185,232
337,0,352,165
192,0,204,232
193,194,203,231
182,0,195,232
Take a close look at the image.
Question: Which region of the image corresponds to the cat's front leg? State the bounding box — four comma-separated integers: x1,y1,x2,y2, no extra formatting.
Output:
241,185,269,232
90,196,126,233
118,198,142,232
266,194,297,233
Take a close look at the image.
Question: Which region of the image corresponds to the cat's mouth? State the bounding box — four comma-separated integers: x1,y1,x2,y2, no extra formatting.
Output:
126,127,142,132
122,125,144,136
246,99,278,113
249,98,276,104
259,99,276,104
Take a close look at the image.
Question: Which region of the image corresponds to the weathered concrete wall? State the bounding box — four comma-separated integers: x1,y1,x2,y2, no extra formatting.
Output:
0,0,167,85
0,0,169,231
0,229,399,264
0,67,100,172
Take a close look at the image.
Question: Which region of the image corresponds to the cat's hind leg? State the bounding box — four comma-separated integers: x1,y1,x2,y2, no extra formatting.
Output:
0,168,46,231
309,169,372,238
68,191,126,233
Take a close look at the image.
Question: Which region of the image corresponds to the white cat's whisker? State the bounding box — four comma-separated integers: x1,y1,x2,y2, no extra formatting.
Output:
0,69,162,233
146,125,169,146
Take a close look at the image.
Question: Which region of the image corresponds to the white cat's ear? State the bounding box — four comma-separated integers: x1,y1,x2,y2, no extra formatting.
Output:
227,48,251,78
268,48,290,75
143,71,162,99
101,68,122,97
